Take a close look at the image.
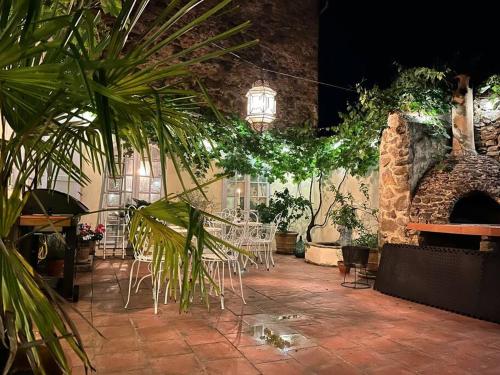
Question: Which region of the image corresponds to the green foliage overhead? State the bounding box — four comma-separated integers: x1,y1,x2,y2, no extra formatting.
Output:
199,66,453,185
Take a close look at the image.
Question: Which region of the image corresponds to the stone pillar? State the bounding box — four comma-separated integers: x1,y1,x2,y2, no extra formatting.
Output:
378,113,448,246
378,114,415,246
452,75,476,155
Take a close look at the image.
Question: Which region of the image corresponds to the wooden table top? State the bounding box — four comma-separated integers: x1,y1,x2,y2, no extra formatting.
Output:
407,222,500,237
19,214,73,227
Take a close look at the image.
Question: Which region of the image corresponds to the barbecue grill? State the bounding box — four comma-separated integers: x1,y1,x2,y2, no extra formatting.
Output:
18,189,89,301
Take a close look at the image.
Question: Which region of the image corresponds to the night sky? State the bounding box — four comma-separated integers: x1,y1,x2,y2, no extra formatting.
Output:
318,0,500,128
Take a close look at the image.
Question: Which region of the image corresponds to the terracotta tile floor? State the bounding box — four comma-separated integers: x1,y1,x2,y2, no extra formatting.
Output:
67,255,500,374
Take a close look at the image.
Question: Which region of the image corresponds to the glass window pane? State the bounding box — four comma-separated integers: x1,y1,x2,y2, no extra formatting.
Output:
138,162,151,177
138,193,150,202
139,177,150,192
124,193,133,205
226,197,235,209
125,176,133,191
151,178,161,193
150,194,160,202
250,184,258,197
152,162,162,177
250,197,267,209
108,179,121,191
125,159,134,175
107,194,120,206
151,147,160,160
258,183,268,196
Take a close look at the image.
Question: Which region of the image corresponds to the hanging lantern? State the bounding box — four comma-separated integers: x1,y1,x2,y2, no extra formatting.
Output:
245,80,277,132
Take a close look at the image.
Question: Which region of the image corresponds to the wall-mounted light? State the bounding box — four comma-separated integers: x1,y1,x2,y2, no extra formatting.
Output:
246,80,277,132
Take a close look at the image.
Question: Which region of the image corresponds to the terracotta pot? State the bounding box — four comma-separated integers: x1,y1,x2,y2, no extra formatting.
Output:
367,248,380,272
46,259,64,277
77,240,95,262
275,232,298,255
337,261,351,275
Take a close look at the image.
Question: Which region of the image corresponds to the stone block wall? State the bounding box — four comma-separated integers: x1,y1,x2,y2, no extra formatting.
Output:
135,0,319,127
474,97,500,162
378,114,448,245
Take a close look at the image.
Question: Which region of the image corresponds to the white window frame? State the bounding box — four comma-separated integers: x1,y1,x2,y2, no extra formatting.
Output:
222,174,270,210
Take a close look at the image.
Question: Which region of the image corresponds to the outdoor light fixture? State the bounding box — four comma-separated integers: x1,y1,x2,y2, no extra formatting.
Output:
246,80,277,132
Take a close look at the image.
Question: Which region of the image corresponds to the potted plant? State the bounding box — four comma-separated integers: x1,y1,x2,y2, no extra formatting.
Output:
256,189,308,254
353,231,380,274
45,235,66,278
77,223,105,263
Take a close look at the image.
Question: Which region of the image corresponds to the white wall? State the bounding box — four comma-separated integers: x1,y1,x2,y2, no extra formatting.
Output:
271,170,379,243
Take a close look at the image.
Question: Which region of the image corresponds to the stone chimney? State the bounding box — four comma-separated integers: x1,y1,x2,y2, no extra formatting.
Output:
451,75,476,155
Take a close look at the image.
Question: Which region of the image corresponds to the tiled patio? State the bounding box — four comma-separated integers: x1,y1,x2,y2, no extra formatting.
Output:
68,255,500,374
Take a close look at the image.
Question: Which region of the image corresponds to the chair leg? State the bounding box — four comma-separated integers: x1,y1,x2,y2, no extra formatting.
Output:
236,261,246,304
135,273,150,293
227,259,235,292
153,271,160,314
242,254,249,271
220,262,225,310
125,260,138,308
164,279,170,305
122,238,125,259
133,261,141,287
269,244,275,267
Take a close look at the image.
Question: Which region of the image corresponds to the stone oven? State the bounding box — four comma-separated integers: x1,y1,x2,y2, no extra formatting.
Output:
379,75,500,250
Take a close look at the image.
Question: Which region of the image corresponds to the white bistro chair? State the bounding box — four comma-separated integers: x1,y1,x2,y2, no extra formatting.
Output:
202,224,246,309
243,213,281,271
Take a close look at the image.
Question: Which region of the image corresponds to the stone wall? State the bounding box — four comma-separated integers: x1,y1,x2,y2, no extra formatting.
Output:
474,97,500,162
410,154,500,223
134,0,319,127
378,114,448,245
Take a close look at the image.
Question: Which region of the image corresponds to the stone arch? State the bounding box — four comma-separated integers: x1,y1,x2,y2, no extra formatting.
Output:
409,154,500,224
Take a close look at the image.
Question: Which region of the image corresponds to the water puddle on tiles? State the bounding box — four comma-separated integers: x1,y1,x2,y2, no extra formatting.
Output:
249,323,310,351
276,313,301,321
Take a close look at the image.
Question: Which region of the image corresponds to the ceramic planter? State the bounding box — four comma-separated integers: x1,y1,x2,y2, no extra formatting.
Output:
305,242,342,266
275,232,298,254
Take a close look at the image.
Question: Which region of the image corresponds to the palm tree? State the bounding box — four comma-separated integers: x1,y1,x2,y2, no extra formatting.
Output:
0,0,254,373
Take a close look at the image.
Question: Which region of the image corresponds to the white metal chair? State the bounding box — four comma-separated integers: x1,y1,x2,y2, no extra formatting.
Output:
202,224,246,309
124,230,161,313
243,213,281,271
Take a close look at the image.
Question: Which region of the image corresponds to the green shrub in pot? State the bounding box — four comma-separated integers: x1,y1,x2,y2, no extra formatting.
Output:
256,189,308,254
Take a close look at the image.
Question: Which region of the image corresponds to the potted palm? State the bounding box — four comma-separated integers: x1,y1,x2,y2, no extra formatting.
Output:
0,0,254,372
256,189,308,254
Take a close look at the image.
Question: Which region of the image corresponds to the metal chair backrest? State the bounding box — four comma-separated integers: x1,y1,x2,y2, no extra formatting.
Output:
245,210,260,223
131,228,153,259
